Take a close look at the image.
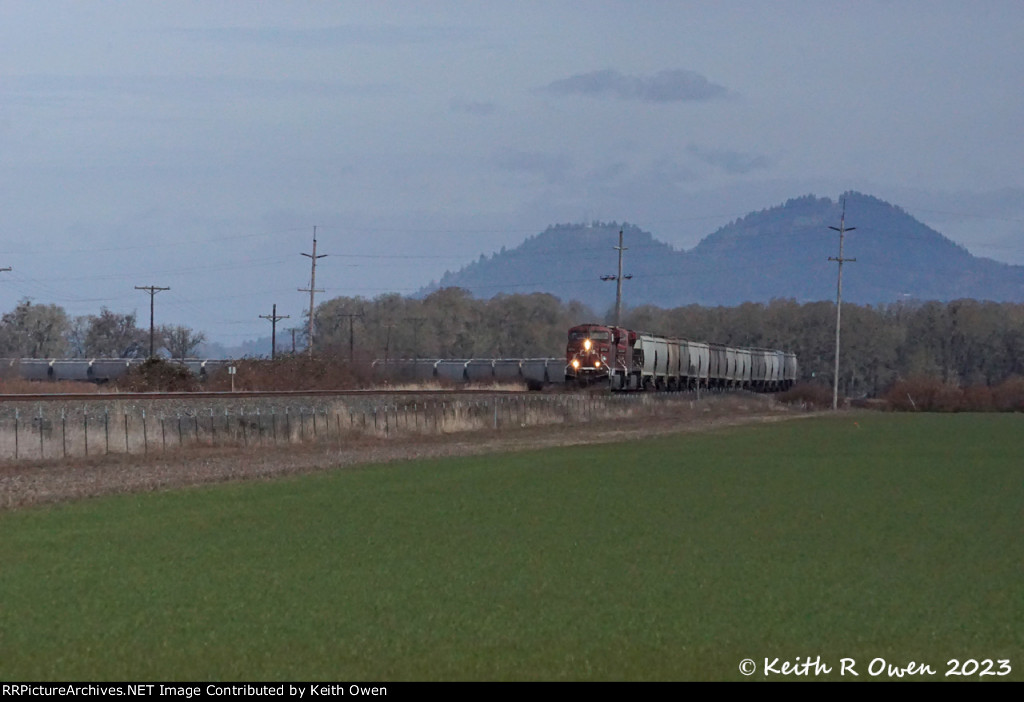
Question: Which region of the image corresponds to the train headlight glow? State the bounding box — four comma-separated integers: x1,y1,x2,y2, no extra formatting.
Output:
583,339,592,351
594,361,601,368
571,359,580,369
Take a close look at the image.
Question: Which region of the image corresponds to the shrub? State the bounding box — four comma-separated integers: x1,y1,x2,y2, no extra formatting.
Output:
961,385,995,412
204,355,375,392
778,381,834,409
992,376,1024,412
883,377,961,411
115,358,199,392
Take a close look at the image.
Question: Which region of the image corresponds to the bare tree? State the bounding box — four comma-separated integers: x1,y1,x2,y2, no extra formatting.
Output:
84,308,147,358
66,316,90,358
0,299,71,358
160,324,207,360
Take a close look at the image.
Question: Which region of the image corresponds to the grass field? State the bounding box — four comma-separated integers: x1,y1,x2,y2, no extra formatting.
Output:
1,413,1021,681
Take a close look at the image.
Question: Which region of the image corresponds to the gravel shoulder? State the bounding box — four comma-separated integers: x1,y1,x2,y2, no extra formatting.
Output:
0,395,819,510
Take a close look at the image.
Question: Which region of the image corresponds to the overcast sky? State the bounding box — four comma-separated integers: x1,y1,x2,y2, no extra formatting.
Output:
2,1,1022,346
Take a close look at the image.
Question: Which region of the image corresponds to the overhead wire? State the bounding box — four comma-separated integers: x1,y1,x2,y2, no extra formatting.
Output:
3,201,1020,341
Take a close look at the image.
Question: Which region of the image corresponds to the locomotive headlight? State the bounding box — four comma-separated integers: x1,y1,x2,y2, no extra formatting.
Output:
571,359,580,369
594,360,601,368
583,339,592,351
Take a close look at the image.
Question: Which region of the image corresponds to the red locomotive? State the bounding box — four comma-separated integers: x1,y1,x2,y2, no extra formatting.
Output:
565,324,634,389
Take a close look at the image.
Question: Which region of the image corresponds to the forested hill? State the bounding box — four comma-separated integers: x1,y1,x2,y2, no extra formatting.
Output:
426,193,1024,312
428,222,680,312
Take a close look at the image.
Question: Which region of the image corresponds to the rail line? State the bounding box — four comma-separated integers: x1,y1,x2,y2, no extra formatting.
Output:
0,387,539,403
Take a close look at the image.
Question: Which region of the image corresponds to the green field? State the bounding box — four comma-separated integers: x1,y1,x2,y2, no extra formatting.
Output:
1,413,1021,681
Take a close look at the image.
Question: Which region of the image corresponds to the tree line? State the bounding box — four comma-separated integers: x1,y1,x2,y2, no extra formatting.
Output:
315,291,1024,397
0,300,206,359
6,291,1024,398
619,298,1024,397
313,288,590,361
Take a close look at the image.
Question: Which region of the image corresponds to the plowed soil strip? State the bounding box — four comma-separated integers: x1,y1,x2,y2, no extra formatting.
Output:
1,398,816,510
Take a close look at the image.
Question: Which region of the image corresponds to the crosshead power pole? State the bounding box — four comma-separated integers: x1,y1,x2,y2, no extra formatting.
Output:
828,200,856,411
299,226,327,357
600,229,632,327
259,304,290,360
135,285,170,358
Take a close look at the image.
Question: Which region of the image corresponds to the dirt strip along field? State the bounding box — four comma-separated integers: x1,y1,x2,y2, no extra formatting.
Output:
0,392,811,509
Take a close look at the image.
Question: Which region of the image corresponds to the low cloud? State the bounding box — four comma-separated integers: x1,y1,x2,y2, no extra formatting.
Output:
686,145,776,174
538,69,729,103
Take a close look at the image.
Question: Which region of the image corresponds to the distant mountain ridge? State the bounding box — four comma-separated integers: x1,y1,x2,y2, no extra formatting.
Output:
425,192,1024,313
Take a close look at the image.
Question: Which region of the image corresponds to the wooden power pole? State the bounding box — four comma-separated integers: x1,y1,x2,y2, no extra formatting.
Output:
601,229,632,327
135,285,170,358
259,304,290,360
828,201,856,410
299,226,327,357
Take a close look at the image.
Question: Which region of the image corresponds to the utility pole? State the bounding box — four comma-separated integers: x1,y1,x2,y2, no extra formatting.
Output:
600,229,632,327
259,304,290,360
299,226,327,358
336,312,364,363
135,285,170,358
828,200,856,410
406,317,427,360
383,320,396,367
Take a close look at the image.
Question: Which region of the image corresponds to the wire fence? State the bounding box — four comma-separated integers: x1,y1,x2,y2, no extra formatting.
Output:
0,390,763,463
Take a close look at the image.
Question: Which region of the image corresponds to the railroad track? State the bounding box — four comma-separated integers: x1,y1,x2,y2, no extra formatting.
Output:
0,387,538,403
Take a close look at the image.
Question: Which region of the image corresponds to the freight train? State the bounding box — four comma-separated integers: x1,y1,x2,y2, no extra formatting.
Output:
3,324,798,393
0,358,228,383
565,323,797,391
371,358,563,390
